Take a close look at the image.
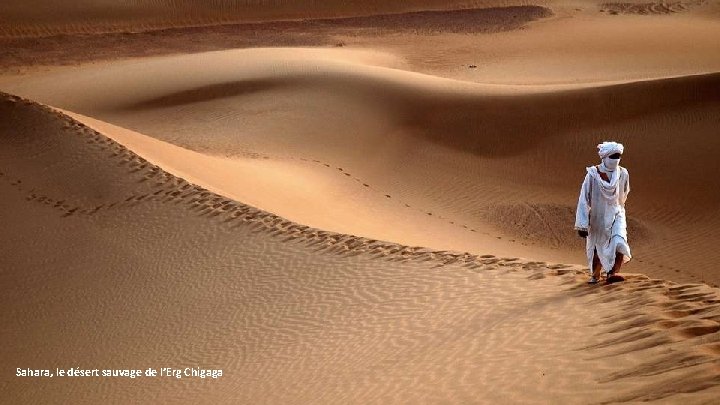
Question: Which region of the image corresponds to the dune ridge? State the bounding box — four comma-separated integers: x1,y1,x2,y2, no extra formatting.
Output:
0,2,551,38
0,5,552,76
3,47,718,285
3,91,720,403
0,89,539,271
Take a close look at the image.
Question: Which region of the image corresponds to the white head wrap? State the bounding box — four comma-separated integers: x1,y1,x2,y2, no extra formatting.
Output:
597,141,624,159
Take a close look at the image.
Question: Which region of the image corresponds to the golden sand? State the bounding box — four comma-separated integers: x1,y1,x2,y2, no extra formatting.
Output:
2,1,720,403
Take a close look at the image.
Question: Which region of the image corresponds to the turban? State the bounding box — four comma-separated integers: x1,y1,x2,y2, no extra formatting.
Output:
597,141,624,159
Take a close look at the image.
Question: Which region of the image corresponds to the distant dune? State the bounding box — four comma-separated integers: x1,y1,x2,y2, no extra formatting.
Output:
0,5,552,74
0,0,549,38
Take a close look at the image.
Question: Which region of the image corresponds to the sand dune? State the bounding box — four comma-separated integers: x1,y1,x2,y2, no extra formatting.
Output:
0,5,554,76
3,92,720,403
0,0,551,38
4,5,720,83
599,0,707,15
2,46,719,285
363,10,720,85
3,2,720,403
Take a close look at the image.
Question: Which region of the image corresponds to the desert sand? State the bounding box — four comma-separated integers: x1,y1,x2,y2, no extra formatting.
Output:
2,1,720,403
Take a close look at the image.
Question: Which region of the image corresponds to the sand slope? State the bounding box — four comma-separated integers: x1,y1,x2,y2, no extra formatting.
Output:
2,47,719,285
4,6,720,83
0,0,552,38
3,92,720,404
0,5,555,76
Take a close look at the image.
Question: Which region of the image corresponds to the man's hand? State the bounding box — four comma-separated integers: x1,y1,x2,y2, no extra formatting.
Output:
578,230,588,238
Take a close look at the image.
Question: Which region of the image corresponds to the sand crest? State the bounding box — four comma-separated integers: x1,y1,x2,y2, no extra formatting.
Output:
2,46,719,285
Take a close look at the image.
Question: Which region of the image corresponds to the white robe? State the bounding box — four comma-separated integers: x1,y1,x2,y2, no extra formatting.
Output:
574,165,632,275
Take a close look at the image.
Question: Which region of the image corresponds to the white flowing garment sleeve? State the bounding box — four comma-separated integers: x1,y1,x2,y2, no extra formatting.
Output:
574,172,591,231
621,169,630,206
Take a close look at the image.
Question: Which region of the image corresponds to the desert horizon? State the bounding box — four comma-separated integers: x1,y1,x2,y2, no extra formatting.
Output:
2,1,720,403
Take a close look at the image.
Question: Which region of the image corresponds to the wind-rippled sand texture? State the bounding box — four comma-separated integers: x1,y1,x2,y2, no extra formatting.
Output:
0,5,551,74
2,93,720,404
0,0,553,38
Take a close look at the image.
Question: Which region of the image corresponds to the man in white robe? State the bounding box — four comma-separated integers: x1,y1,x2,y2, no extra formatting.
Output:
575,141,632,284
